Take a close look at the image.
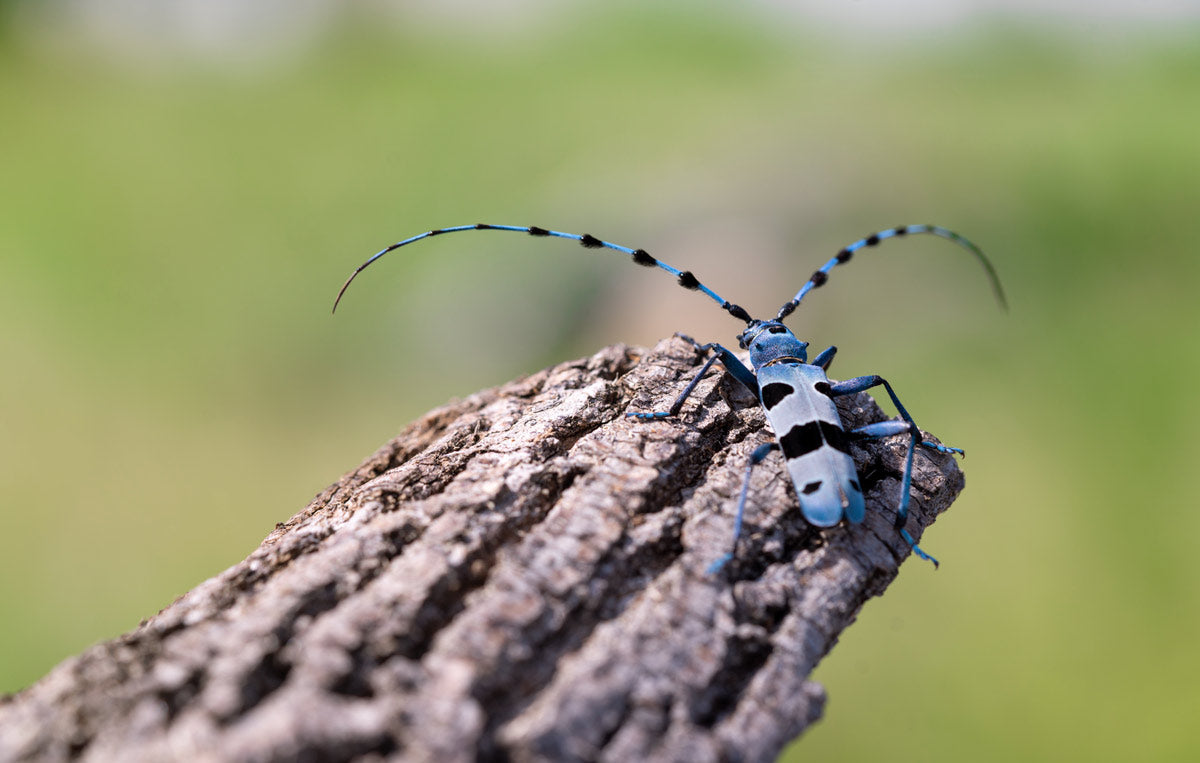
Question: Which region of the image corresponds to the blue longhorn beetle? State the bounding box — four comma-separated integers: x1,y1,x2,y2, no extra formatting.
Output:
334,223,1005,573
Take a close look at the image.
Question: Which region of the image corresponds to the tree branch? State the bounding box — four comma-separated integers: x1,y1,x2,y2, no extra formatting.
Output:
0,336,964,762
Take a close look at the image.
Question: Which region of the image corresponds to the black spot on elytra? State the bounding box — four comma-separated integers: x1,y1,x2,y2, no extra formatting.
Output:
821,421,849,454
780,422,822,459
802,481,823,495
780,420,850,459
760,382,795,410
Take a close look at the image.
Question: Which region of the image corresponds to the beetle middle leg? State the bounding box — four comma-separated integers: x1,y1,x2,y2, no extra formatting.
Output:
827,374,952,567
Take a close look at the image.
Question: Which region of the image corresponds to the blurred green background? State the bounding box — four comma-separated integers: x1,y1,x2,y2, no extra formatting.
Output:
2,1,1197,760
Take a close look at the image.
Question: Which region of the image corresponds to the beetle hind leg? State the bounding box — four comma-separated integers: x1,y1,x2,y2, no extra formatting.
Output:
707,441,779,576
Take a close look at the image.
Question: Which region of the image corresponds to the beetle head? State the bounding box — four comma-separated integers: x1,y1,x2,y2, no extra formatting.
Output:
738,320,808,366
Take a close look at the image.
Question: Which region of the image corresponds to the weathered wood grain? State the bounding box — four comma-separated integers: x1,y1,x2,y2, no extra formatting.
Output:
0,336,963,762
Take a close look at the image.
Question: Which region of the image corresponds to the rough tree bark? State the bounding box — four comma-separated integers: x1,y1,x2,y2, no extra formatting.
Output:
0,336,964,763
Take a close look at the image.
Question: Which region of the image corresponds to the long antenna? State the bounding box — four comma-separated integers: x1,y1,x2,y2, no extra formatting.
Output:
333,223,753,323
775,224,1007,322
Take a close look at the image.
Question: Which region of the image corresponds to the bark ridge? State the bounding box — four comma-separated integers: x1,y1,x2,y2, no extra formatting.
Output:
0,337,964,763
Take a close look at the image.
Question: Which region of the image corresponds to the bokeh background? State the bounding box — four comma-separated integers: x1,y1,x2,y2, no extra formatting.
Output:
2,1,1198,760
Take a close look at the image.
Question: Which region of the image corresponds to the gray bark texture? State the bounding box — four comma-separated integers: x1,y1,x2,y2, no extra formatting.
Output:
0,336,964,763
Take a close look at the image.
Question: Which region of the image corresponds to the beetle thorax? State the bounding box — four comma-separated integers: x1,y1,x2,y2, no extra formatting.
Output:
739,321,809,369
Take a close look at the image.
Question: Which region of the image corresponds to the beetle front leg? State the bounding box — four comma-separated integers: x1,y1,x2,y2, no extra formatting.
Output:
626,335,757,421
811,345,837,372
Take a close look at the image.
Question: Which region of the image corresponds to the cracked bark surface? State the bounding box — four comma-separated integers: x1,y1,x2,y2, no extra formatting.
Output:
0,336,964,763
